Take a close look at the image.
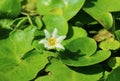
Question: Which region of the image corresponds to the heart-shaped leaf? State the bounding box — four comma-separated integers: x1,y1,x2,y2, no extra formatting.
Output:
0,26,56,81
66,37,97,56
0,26,36,72
35,59,104,81
60,50,111,66
4,51,55,81
83,0,120,29
83,8,113,29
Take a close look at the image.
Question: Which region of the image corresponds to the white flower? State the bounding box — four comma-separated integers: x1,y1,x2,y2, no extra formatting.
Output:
39,28,66,50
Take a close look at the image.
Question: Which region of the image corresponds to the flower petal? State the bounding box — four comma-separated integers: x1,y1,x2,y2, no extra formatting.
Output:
43,42,55,49
57,36,66,43
52,28,58,38
39,39,47,44
44,43,49,48
46,45,55,49
44,29,50,38
56,43,65,49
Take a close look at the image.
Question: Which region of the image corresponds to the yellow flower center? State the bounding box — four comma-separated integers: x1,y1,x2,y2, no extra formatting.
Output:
48,38,57,46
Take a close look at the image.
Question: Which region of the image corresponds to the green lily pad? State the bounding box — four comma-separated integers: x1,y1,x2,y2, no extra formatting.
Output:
35,59,104,81
60,50,111,66
37,0,85,20
0,26,36,72
0,26,56,81
5,51,55,81
83,0,120,29
66,37,97,56
85,0,120,12
99,38,120,50
83,8,113,29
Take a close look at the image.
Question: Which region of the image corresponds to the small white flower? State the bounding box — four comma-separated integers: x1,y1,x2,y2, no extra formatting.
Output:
39,28,66,50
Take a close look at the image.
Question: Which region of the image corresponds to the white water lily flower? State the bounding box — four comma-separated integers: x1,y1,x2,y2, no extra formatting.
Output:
39,28,66,50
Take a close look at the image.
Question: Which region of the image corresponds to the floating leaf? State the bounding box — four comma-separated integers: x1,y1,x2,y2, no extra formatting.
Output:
4,51,55,81
83,8,113,29
60,50,111,66
35,59,104,81
0,27,56,81
0,26,55,81
99,38,120,50
84,0,120,12
66,37,97,56
0,26,36,72
83,0,120,29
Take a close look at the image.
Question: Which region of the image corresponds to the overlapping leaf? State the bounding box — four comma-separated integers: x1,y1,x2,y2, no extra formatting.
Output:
35,59,104,81
0,26,55,81
66,37,97,56
5,51,55,81
60,50,111,66
0,26,36,73
83,0,120,29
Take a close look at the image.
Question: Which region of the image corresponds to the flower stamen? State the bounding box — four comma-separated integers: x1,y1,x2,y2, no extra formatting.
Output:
48,38,56,46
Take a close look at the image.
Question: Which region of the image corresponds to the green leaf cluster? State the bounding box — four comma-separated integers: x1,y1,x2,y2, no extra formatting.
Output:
0,0,120,81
